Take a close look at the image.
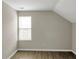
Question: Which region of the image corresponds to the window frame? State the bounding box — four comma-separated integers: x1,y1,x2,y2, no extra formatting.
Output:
18,16,32,41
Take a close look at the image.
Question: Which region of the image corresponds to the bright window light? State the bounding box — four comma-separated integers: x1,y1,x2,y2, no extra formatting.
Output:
19,16,31,28
19,16,32,40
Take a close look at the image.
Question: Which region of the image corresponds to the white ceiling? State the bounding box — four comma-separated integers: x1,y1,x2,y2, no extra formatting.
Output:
2,0,59,10
3,0,76,23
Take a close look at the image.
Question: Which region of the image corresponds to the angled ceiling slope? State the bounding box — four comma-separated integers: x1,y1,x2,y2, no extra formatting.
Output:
53,0,76,23
3,0,76,23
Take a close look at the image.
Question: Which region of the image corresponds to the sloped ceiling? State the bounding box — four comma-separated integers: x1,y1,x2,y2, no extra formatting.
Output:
3,0,76,23
53,0,76,23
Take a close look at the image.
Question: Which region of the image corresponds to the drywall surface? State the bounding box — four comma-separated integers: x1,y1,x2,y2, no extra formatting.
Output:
18,11,72,50
72,23,76,53
2,2,17,59
53,0,76,23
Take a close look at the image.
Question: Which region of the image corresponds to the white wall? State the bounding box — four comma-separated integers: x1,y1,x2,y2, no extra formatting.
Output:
53,0,76,23
18,11,72,50
72,23,76,53
2,2,17,59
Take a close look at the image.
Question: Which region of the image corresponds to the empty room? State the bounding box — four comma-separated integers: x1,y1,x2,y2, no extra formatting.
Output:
2,0,76,59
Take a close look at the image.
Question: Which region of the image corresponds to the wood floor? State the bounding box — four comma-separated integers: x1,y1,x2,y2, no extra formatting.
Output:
11,51,76,59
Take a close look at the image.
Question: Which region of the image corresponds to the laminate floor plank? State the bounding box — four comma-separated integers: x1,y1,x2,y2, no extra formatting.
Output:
11,51,76,59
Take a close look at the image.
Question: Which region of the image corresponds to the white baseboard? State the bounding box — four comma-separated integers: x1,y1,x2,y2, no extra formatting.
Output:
71,50,76,55
18,49,72,52
8,50,17,59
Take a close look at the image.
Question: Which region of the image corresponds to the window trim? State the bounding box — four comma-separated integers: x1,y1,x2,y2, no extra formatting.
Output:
18,16,32,41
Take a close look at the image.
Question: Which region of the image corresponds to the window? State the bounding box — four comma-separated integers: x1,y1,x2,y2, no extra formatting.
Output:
19,16,31,40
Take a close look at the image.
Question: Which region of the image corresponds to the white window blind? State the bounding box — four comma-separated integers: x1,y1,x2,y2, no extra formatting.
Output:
19,16,31,40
